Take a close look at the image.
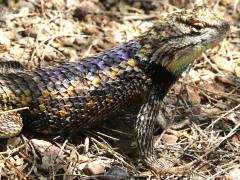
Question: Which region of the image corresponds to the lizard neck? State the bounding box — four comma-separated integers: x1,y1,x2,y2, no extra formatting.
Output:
126,40,178,99
143,61,177,99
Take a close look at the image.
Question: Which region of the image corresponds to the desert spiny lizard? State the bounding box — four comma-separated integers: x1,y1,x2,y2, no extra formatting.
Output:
0,7,230,172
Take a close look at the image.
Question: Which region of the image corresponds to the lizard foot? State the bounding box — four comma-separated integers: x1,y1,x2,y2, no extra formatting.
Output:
0,112,23,138
147,157,196,175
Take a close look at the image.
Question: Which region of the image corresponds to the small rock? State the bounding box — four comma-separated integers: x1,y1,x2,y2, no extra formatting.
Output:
105,165,129,180
86,160,105,175
162,134,178,145
30,139,61,158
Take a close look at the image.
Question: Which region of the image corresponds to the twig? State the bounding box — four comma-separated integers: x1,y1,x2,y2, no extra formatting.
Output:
0,143,26,155
90,137,135,170
25,142,36,177
0,107,29,114
206,104,240,130
206,164,240,180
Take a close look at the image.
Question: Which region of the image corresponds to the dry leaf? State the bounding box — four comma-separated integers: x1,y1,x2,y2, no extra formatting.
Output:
212,56,236,73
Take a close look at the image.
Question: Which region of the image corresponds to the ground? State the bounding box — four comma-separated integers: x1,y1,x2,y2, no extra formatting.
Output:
0,0,239,179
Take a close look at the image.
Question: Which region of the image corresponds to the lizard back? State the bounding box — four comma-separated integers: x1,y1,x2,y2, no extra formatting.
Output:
0,41,152,133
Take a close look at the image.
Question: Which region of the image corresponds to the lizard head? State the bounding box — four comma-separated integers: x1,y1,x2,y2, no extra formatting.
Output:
136,7,230,77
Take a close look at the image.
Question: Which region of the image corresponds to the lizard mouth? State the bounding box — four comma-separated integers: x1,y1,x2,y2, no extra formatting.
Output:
202,20,230,48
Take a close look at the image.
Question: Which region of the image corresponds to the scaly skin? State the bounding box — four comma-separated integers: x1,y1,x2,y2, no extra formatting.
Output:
0,42,151,133
0,7,229,173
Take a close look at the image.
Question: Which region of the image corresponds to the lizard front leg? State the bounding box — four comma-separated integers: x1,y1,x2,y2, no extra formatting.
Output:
135,88,194,174
135,88,167,169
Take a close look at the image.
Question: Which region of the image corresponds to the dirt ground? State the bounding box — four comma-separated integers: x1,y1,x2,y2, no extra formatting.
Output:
0,0,239,179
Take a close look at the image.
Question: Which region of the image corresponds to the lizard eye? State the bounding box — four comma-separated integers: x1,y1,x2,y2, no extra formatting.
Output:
192,22,205,31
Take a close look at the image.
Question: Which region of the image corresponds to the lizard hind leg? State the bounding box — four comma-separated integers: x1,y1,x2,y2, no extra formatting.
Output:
0,112,23,138
0,59,25,138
